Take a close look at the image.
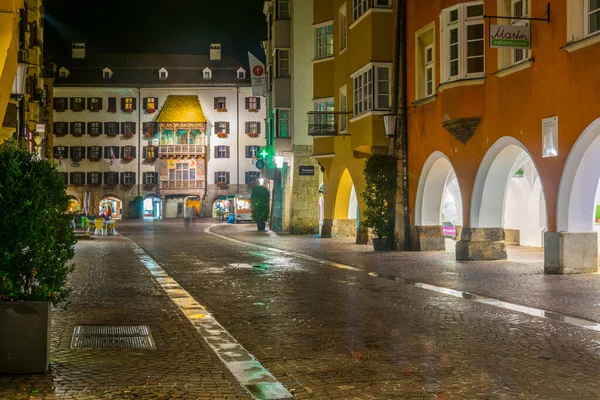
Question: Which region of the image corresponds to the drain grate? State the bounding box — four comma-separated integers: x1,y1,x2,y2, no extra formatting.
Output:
70,325,155,349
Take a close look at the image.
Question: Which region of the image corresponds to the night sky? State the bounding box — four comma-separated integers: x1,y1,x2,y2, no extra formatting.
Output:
44,0,267,64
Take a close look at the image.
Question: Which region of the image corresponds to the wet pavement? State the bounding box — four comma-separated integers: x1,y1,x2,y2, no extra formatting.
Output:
4,219,600,399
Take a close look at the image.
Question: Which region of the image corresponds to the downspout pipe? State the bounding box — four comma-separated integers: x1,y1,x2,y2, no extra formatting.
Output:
400,0,410,250
237,87,240,193
137,87,141,199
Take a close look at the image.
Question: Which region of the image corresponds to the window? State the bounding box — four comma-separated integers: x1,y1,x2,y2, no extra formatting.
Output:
103,68,113,79
237,68,246,79
71,97,85,112
144,97,157,112
215,121,229,134
108,97,117,111
54,122,68,135
88,97,102,111
122,172,136,185
340,5,348,52
276,49,290,77
53,146,68,159
122,122,136,135
588,0,600,35
70,146,85,161
70,122,85,135
246,145,260,158
105,122,119,136
144,146,157,159
122,97,136,111
276,0,290,19
441,3,485,82
352,0,391,22
70,172,85,185
57,173,68,185
276,109,290,138
53,97,68,111
104,146,120,160
203,68,212,79
87,172,102,185
87,146,102,160
246,97,261,110
340,85,348,132
315,24,334,59
353,68,372,115
88,122,102,135
104,172,119,185
425,45,435,96
122,146,136,159
246,121,261,135
512,0,530,64
159,68,168,79
215,145,230,159
314,100,335,132
352,64,391,116
214,97,227,110
245,171,260,184
215,171,230,184
143,172,159,184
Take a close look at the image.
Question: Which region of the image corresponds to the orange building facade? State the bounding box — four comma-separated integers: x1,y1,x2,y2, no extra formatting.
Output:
407,0,600,273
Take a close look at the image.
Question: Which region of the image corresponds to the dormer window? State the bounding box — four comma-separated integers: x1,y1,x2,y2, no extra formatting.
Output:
237,67,246,79
203,68,212,80
103,67,113,79
59,67,70,79
159,67,168,80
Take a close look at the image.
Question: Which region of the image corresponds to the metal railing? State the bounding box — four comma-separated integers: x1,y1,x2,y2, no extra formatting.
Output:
161,181,205,189
308,112,350,136
159,145,206,155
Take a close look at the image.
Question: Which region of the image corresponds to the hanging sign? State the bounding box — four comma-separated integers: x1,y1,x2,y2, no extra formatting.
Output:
248,52,266,97
490,25,531,49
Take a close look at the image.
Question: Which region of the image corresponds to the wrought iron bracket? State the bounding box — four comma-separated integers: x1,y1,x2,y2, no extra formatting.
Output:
484,2,550,23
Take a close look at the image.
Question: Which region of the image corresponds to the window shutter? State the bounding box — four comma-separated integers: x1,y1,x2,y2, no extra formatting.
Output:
114,146,120,158
87,122,92,133
132,147,137,159
104,147,109,159
214,97,218,109
65,147,69,158
120,172,124,184
132,172,136,184
98,122,103,135
120,122,125,134
226,172,230,184
104,172,109,183
226,146,230,158
226,122,230,133
143,146,147,158
86,172,91,184
214,171,218,183
245,171,249,184
256,98,261,109
245,97,250,109
143,98,148,110
53,98,57,110
143,172,147,184
120,98,125,111
87,98,92,110
154,98,159,110
70,172,74,184
245,146,250,158
245,122,249,133
98,98,103,110
109,97,116,110
132,98,137,110
69,98,74,110
86,146,91,158
98,173,103,184
257,122,262,134
120,146,125,158
132,122,136,134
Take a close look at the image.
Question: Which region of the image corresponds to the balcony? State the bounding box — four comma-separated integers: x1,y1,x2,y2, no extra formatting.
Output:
308,112,349,137
161,181,205,189
159,144,206,156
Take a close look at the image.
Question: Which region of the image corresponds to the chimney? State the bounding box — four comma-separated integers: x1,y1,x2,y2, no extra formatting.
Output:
209,44,221,61
72,42,86,59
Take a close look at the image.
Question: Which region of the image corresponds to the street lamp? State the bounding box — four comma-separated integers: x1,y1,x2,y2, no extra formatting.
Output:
259,178,265,185
274,156,284,169
383,113,399,139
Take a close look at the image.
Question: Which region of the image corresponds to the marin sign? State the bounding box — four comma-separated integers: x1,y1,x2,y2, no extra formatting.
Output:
490,25,531,49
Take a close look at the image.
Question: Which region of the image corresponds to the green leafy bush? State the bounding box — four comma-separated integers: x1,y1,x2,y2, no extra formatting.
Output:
0,144,76,303
250,186,270,223
361,154,397,239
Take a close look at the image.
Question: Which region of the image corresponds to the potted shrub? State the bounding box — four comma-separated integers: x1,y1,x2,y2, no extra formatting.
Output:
250,186,270,231
0,144,76,373
361,153,397,251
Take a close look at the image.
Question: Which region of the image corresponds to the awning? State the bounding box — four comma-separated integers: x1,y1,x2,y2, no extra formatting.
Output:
154,95,207,132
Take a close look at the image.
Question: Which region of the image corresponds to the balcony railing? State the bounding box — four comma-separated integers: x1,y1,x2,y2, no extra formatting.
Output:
161,181,205,189
159,145,206,156
308,112,350,137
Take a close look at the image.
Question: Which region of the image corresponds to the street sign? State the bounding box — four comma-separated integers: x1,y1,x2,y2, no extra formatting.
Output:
299,166,315,176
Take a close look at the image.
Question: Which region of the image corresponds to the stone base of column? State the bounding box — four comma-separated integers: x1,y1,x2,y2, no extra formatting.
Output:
411,225,445,251
544,232,598,274
321,219,358,239
456,227,507,261
356,225,370,245
321,219,333,238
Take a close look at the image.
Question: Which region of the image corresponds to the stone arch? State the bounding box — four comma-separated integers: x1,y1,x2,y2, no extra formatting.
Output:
333,169,355,220
415,151,463,226
557,118,600,232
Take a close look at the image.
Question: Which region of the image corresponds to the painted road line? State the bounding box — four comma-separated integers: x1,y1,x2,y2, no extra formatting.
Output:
207,225,600,333
126,238,293,400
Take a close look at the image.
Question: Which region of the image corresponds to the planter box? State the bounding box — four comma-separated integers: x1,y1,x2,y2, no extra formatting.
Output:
0,301,51,373
372,238,392,251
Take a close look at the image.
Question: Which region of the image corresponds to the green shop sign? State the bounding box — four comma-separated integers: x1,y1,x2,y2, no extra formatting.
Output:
490,25,531,49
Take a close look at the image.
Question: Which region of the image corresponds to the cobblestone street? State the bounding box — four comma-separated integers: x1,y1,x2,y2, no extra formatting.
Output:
4,219,600,399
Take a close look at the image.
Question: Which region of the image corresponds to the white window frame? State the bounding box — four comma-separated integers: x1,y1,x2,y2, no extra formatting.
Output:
314,98,335,133
511,0,530,65
340,4,348,53
425,44,435,97
203,68,212,80
217,146,228,158
586,0,600,36
276,108,291,138
315,23,334,60
248,97,259,109
339,85,348,133
352,0,391,22
351,63,391,117
277,0,290,19
441,2,485,83
276,49,290,77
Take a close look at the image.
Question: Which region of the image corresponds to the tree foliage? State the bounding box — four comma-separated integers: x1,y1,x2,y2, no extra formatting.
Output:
250,186,270,223
361,154,397,239
0,144,76,303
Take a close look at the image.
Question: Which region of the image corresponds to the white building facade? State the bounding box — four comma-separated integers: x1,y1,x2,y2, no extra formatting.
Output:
52,45,266,218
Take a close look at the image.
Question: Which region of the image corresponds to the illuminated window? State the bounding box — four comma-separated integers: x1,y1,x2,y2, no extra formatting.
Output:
276,109,290,138
315,25,334,59
71,97,84,112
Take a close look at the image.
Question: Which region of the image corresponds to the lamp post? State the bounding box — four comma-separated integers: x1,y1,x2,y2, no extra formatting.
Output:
259,178,265,186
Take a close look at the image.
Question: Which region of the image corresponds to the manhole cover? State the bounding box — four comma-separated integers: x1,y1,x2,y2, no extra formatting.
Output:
71,325,155,349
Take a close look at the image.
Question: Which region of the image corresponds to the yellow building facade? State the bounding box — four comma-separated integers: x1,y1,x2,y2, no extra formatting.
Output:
0,0,23,141
312,0,396,242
